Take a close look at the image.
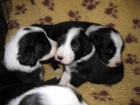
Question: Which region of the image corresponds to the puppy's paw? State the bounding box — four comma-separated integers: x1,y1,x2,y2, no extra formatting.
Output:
70,73,87,87
45,77,60,85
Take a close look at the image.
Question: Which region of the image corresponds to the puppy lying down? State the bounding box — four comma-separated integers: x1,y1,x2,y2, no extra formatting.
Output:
0,26,57,88
33,21,124,88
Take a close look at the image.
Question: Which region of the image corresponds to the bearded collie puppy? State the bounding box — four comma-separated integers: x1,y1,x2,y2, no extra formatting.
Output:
0,26,57,88
32,21,124,87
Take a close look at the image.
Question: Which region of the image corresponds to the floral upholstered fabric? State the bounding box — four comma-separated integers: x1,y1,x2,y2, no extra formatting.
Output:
6,0,140,105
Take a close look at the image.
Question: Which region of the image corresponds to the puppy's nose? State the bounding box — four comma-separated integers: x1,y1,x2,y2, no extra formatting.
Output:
116,62,120,66
57,56,63,60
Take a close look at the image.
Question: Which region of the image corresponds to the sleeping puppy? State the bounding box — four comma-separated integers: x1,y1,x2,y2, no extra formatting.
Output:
32,22,124,87
0,26,57,88
0,84,87,105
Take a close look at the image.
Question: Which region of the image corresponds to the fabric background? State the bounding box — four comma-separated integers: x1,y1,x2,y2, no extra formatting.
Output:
6,0,140,105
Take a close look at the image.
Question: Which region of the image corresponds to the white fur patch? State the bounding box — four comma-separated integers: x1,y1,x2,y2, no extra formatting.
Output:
8,86,87,105
55,27,82,65
85,25,104,36
59,71,71,86
107,31,123,68
59,62,79,88
3,26,56,72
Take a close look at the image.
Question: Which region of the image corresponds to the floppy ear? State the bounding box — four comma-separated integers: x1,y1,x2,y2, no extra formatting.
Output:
18,47,37,67
89,33,103,46
31,24,52,33
80,32,93,56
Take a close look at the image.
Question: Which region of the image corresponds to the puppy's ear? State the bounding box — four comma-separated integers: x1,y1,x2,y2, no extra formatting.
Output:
31,24,52,33
89,33,103,46
18,47,37,67
31,24,46,28
80,31,93,56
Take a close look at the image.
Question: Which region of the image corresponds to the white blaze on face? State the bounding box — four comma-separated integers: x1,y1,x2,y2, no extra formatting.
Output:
107,31,123,68
55,27,82,65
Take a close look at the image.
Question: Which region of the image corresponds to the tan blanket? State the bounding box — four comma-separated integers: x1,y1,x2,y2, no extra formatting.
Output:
6,0,140,105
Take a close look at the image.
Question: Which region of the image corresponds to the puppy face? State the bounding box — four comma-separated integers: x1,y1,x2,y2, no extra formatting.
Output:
107,31,124,67
55,27,93,65
4,26,57,72
89,28,124,68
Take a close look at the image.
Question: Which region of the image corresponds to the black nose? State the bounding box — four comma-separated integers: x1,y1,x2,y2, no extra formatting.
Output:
116,62,120,66
57,56,63,60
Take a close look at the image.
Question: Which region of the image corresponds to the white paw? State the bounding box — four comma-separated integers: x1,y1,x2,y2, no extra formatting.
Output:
66,83,75,89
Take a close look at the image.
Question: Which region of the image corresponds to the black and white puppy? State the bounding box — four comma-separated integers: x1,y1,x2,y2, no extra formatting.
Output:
85,25,124,68
0,26,57,88
51,27,95,88
32,21,124,87
2,85,87,105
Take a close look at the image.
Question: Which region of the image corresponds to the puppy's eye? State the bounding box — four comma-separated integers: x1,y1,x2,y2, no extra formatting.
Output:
106,48,113,54
71,44,78,49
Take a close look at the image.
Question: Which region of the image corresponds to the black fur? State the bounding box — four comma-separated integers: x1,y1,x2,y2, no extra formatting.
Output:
0,62,44,88
70,52,124,87
0,83,40,105
19,93,41,105
18,31,51,66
